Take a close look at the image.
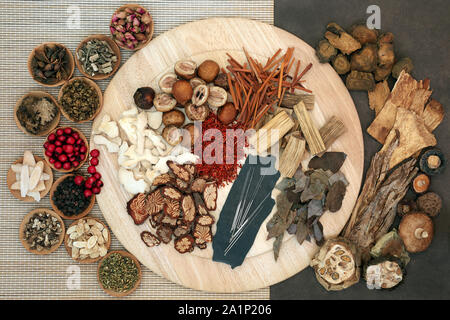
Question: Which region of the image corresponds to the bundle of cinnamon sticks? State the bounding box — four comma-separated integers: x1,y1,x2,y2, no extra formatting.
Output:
224,47,312,129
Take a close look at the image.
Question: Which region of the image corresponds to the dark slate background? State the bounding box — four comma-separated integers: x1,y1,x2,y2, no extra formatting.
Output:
272,0,450,299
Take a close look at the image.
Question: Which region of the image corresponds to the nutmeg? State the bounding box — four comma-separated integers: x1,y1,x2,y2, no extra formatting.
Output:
198,60,220,83
172,80,193,105
217,102,237,125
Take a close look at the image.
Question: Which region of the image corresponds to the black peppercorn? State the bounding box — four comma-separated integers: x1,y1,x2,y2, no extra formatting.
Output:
53,176,90,216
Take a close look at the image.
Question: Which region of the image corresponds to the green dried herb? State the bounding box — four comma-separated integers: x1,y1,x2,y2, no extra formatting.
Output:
31,44,71,85
99,253,139,293
77,39,117,76
59,79,99,121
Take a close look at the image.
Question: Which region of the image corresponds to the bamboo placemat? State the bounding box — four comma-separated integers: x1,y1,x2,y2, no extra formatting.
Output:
0,0,273,300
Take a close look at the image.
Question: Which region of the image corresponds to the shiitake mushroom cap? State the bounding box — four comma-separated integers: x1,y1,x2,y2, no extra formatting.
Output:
419,148,446,176
399,212,433,253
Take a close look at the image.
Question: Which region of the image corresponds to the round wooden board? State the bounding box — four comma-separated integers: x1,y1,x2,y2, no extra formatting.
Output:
92,18,364,293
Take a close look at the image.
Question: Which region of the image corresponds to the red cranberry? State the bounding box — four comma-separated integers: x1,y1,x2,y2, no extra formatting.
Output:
96,180,104,188
87,176,96,185
55,141,63,147
56,129,64,136
48,157,56,164
55,147,63,154
90,149,100,158
66,137,75,145
76,139,83,145
64,127,72,135
79,154,86,161
74,176,84,185
47,144,56,152
92,187,101,194
87,165,96,174
90,157,99,166
84,182,93,189
63,145,74,154
48,133,56,141
45,150,53,157
94,172,102,180
84,189,93,198
58,154,68,162
72,132,80,140
54,161,62,169
43,142,50,149
69,156,76,162
57,135,66,142
72,160,80,168
63,162,72,170
80,146,87,154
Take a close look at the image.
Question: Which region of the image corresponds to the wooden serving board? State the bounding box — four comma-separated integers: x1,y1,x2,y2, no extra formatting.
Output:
92,18,364,293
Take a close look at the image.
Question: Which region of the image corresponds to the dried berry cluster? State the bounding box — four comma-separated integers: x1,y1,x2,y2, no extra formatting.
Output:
127,161,218,253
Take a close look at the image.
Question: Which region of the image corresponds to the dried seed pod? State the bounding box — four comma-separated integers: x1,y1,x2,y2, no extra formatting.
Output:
416,192,442,217
162,125,183,146
161,186,182,201
197,60,220,82
164,198,181,219
191,84,209,106
153,93,177,112
189,77,206,88
158,72,178,94
203,182,217,211
316,39,337,63
145,189,165,215
185,103,210,121
174,60,197,80
127,193,149,225
181,194,196,223
141,231,161,247
207,86,227,107
156,225,173,244
191,178,207,193
174,234,195,253
133,87,155,110
167,160,191,182
162,109,185,127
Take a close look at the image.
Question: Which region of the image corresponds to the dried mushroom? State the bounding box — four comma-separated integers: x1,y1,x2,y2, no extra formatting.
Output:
417,192,442,217
399,212,434,253
365,257,404,290
397,198,417,217
412,173,430,194
310,237,361,291
419,148,446,176
162,126,182,146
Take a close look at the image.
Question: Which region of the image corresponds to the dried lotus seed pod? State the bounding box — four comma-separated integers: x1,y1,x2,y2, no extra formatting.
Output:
364,257,404,290
153,93,177,112
158,73,178,94
191,84,209,106
310,237,361,291
185,103,210,121
207,86,227,107
174,59,197,80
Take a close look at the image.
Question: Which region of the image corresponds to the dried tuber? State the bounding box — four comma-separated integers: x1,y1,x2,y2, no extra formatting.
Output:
332,54,350,74
325,22,361,55
350,24,378,45
346,70,375,91
350,44,378,72
316,39,337,63
392,57,414,79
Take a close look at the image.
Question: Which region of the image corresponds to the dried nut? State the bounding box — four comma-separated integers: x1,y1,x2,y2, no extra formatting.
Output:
217,102,237,125
158,72,178,94
185,103,210,121
172,80,193,105
174,59,197,79
162,109,185,127
190,77,206,88
153,93,177,112
198,60,220,82
133,87,155,110
67,225,77,235
102,228,109,241
214,73,228,89
207,86,227,107
191,84,209,106
162,125,183,146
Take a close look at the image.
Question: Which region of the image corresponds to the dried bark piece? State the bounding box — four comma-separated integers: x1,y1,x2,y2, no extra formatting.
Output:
193,192,209,215
161,186,182,201
163,198,181,219
174,234,194,253
156,225,173,244
181,194,196,223
319,116,347,151
196,214,215,226
325,22,361,55
279,93,315,110
293,101,325,155
161,215,177,228
167,160,191,182
422,99,444,132
141,231,161,247
127,193,149,225
279,133,306,178
203,182,217,211
191,177,207,193
152,173,174,186
193,224,212,242
368,80,390,116
145,189,165,216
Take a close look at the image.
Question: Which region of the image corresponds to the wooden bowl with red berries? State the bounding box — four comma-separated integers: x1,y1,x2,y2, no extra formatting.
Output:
43,127,89,173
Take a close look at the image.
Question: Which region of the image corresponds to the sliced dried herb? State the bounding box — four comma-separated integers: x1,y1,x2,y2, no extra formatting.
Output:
16,96,57,134
98,252,139,293
308,152,347,173
77,39,117,76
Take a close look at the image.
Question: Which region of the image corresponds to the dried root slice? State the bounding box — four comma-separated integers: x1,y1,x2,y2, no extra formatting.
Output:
149,212,163,229
156,225,173,244
181,194,196,223
164,198,181,219
127,193,149,225
161,215,177,228
141,231,161,247
173,224,191,238
196,214,215,226
167,160,191,182
184,164,196,176
191,178,207,193
152,173,174,187
196,240,208,250
161,186,182,201
193,192,209,215
175,178,189,191
174,234,195,253
145,189,165,216
203,182,217,211
193,224,212,243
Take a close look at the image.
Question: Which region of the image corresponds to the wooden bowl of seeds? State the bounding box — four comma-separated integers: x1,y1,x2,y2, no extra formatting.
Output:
75,35,121,80
64,217,111,264
58,77,103,123
7,153,53,203
20,208,65,255
50,174,96,220
14,91,61,137
27,42,75,87
97,250,142,297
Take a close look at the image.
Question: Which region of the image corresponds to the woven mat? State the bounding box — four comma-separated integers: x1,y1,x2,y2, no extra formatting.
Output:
0,0,273,300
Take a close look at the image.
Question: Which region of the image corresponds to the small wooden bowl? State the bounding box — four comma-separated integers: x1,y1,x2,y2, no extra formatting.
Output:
110,4,154,51
7,155,53,202
20,208,65,255
43,127,89,173
64,217,111,264
14,91,61,137
27,42,75,87
50,174,95,220
97,250,142,297
75,35,122,80
58,77,103,123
